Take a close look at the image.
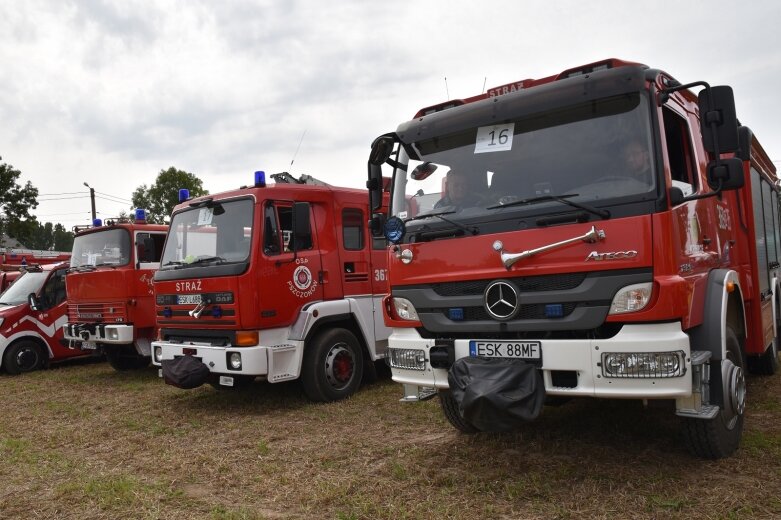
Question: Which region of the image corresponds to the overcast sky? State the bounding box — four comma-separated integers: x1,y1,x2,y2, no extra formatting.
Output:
1,0,780,230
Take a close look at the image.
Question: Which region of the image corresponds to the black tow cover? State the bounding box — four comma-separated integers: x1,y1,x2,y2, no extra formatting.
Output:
162,356,210,389
448,357,545,432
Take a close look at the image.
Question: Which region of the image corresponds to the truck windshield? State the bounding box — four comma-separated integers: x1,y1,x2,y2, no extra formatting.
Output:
391,92,655,229
161,198,253,267
0,271,47,306
71,228,131,268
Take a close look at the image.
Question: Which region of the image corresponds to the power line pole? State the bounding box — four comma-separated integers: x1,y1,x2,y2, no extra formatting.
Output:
83,182,96,221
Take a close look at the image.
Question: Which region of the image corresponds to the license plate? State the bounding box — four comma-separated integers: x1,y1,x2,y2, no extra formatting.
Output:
177,294,202,305
469,340,541,360
81,340,97,350
219,376,234,387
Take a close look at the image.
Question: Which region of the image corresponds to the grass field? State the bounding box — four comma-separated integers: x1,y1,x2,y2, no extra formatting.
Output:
0,359,779,519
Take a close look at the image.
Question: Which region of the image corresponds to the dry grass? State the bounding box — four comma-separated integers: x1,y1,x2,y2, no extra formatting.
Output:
0,359,779,519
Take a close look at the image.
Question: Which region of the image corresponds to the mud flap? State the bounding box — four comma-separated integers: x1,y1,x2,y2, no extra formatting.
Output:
448,357,545,432
161,356,210,389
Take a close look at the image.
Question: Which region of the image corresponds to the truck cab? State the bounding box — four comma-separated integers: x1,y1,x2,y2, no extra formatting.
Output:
152,172,390,401
0,262,86,373
63,214,168,370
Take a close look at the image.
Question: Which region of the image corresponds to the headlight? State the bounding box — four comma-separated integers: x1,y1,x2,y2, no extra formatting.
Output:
153,346,162,362
229,352,242,370
107,328,119,340
392,297,420,321
609,282,652,315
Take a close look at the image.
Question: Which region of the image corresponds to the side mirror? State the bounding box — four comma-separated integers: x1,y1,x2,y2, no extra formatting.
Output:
669,186,685,207
28,292,40,311
736,126,753,161
369,213,386,238
368,134,396,212
707,157,744,191
291,202,312,251
699,86,739,154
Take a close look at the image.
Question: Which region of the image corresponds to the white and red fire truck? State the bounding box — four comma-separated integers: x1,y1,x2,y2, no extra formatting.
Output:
62,213,168,370
152,172,391,402
367,59,779,458
0,262,89,373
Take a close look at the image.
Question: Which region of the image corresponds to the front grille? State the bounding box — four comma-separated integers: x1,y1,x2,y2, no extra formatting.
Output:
68,302,127,323
431,273,587,296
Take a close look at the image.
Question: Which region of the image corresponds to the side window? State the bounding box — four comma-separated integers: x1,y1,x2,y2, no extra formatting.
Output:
342,208,364,250
662,107,698,195
137,233,166,264
42,269,67,308
263,203,282,255
263,202,313,254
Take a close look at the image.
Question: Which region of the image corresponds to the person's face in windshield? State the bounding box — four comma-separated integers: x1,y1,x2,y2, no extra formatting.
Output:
446,171,470,205
624,142,650,175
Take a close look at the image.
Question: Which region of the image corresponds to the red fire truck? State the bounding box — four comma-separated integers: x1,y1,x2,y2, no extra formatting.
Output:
0,249,72,292
367,58,779,458
151,172,391,401
0,262,88,373
63,212,168,370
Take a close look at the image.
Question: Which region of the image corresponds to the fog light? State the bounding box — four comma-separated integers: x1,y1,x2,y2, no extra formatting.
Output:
602,351,685,378
154,346,162,362
107,329,119,340
228,352,242,370
389,348,426,371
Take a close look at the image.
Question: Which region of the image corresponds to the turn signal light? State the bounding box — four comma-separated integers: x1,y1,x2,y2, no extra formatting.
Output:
235,331,259,347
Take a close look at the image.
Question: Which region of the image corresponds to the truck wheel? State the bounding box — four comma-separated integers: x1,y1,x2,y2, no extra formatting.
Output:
105,345,151,371
301,328,363,402
3,340,46,375
439,391,479,434
682,326,746,459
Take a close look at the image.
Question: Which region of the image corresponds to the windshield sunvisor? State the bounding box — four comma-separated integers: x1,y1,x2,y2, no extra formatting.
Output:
396,66,647,146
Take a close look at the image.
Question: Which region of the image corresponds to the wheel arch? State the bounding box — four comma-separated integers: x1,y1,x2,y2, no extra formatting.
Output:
688,269,745,409
291,299,379,362
2,334,52,369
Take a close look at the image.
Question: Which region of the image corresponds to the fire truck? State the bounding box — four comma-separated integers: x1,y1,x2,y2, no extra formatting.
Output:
367,58,780,458
0,262,87,373
0,248,71,292
63,212,168,370
151,172,391,402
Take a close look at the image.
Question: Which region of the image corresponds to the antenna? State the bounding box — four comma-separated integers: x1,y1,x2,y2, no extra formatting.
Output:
289,129,307,171
482,77,487,94
444,77,449,100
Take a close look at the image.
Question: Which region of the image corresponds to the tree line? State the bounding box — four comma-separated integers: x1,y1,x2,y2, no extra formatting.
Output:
0,158,207,253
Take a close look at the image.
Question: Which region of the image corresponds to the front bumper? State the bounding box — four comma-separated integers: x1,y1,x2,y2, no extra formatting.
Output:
63,322,134,345
389,322,693,399
151,335,304,383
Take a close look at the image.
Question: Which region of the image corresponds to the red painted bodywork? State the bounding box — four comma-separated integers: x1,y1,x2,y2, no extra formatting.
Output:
154,183,388,336
65,223,168,344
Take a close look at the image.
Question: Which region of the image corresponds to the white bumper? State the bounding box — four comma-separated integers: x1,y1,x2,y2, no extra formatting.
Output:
151,328,305,383
63,322,135,345
389,322,693,399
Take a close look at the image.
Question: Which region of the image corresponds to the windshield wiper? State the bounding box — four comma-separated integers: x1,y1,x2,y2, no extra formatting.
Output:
405,210,479,237
186,255,228,266
487,194,610,220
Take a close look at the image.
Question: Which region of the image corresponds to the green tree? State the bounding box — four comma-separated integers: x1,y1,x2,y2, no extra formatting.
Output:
0,157,39,244
53,223,74,251
131,167,207,224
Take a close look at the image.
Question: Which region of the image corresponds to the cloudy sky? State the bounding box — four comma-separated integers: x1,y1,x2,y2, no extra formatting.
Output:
1,0,780,229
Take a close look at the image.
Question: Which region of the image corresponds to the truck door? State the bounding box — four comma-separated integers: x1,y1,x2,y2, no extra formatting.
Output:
664,104,721,282
36,267,76,359
259,200,324,328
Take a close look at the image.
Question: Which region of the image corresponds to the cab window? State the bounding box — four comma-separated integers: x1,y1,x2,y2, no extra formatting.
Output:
263,202,313,255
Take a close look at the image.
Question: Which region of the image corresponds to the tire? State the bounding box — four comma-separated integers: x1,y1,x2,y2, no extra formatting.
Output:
682,325,746,459
301,328,363,402
104,345,151,371
439,390,480,434
3,340,46,375
209,375,255,390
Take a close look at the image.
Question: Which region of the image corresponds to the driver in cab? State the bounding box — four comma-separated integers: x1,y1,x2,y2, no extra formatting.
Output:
435,170,486,209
